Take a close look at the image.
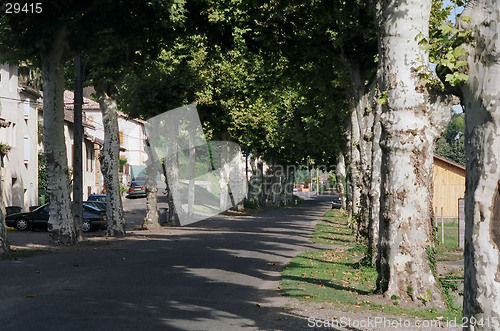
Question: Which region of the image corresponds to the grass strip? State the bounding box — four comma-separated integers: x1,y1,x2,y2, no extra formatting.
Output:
280,209,461,320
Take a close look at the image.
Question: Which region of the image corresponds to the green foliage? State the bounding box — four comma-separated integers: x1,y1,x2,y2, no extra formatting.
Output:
427,0,472,88
377,91,388,105
439,277,461,312
407,285,414,298
419,289,432,304
118,0,352,167
38,152,47,191
426,245,437,275
243,197,259,209
435,112,465,165
119,157,127,173
0,143,12,155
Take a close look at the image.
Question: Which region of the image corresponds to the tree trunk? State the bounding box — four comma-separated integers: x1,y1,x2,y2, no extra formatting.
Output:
219,142,231,211
160,160,179,226
41,27,81,245
348,104,361,220
187,126,196,216
95,85,125,236
349,66,377,243
247,154,262,204
228,142,245,210
336,152,347,209
461,1,500,328
368,97,382,264
375,0,449,307
0,161,9,253
281,165,295,206
344,124,353,214
142,153,160,229
165,119,180,225
257,159,266,207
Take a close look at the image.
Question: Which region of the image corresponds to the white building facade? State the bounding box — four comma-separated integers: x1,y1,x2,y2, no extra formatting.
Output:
62,91,103,199
0,64,40,211
84,102,147,181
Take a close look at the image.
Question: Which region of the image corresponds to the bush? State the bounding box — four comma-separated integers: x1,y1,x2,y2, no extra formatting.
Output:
243,197,259,209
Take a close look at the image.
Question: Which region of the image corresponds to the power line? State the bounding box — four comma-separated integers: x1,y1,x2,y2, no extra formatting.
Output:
0,95,37,103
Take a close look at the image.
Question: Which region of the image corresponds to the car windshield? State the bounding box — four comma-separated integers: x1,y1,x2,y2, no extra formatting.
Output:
36,204,49,213
133,176,145,182
89,195,106,202
83,205,101,212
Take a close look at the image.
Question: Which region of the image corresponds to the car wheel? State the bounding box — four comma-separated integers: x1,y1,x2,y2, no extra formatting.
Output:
15,218,29,231
82,221,92,232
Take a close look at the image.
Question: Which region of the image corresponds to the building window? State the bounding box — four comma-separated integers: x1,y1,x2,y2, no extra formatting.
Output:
23,99,30,119
23,136,29,164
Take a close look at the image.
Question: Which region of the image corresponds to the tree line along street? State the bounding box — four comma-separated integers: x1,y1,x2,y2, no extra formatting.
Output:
0,0,499,328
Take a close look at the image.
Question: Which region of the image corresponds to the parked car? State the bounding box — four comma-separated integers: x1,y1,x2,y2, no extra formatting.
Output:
83,200,106,212
88,194,107,203
5,203,107,232
331,195,342,209
127,180,147,198
5,206,22,215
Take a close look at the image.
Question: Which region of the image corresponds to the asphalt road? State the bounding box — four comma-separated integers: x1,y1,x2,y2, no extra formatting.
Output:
0,195,333,331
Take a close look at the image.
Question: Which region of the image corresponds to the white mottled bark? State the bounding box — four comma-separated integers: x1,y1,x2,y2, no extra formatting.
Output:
461,1,500,328
375,0,449,307
143,155,160,229
165,120,180,225
228,143,245,209
0,163,9,253
348,103,361,219
42,27,81,244
369,98,382,263
95,87,125,236
336,152,347,209
187,127,195,216
352,70,378,241
219,142,230,211
280,166,295,206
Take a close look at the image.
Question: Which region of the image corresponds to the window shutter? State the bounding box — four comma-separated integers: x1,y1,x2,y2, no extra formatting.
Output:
23,99,30,119
24,136,29,164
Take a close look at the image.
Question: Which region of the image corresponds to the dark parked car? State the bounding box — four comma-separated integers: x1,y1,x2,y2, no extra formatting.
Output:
127,180,147,198
332,196,342,209
5,204,107,232
83,200,106,212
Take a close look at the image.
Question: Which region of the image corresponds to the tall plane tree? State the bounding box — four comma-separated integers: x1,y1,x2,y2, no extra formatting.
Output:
374,0,452,307
0,2,98,244
75,0,182,235
457,0,500,327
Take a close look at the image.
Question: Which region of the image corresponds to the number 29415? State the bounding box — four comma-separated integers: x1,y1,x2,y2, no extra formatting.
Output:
5,3,42,14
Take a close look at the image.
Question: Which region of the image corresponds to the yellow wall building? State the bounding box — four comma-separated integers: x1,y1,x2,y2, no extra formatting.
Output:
432,155,465,218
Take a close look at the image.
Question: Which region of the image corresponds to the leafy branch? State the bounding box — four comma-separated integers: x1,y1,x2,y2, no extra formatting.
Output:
414,1,471,91
431,19,471,87
430,0,472,88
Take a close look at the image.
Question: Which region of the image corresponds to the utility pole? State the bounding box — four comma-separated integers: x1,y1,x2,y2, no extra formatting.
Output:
73,55,83,234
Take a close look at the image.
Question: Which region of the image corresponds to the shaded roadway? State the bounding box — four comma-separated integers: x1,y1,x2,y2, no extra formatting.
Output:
0,196,335,331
